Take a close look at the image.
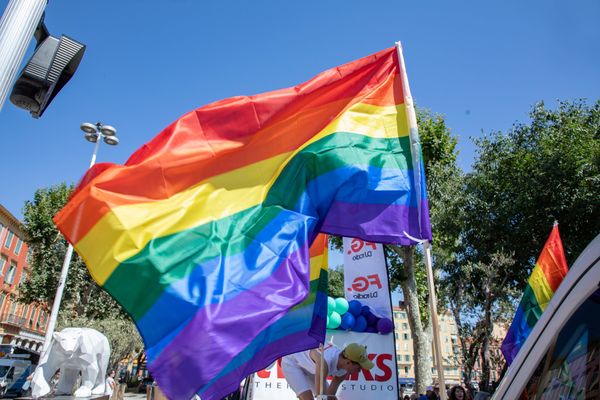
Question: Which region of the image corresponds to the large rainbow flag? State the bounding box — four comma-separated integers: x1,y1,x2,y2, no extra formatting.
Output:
501,224,568,365
54,46,431,399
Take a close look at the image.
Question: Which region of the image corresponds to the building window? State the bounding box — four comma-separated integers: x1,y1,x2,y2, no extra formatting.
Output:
404,366,409,373
14,239,22,255
400,312,406,319
5,263,17,284
403,333,409,340
404,355,410,362
4,231,14,249
402,322,408,330
0,293,5,312
0,256,7,275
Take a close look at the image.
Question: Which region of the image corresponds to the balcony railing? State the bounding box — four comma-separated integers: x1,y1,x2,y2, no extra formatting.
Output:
1,313,26,326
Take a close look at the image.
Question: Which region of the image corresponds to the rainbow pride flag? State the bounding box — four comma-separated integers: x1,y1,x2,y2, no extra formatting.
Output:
501,224,568,365
54,46,431,399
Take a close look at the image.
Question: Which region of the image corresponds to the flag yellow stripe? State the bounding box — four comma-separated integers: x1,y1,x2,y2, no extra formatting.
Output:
528,264,554,311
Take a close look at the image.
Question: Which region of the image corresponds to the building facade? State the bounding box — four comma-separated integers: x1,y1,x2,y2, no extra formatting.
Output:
393,303,462,385
0,204,48,353
393,302,509,389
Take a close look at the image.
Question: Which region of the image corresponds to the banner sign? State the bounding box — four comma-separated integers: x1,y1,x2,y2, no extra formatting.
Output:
342,237,391,318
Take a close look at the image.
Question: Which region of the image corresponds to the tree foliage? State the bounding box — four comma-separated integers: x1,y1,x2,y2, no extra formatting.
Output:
20,183,119,319
437,99,600,389
327,265,345,298
465,99,599,285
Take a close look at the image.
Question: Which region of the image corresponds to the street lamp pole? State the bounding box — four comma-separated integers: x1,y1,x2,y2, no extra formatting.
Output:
39,122,119,356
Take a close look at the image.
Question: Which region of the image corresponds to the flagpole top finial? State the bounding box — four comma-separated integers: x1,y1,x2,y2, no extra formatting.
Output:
553,220,559,227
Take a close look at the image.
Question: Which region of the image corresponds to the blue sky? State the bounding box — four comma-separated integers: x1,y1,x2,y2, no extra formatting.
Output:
1,0,599,223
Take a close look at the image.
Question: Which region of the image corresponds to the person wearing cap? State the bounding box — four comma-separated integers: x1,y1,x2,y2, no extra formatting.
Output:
281,343,374,400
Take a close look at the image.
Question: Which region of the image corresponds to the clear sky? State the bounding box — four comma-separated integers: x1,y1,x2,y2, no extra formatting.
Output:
1,0,599,221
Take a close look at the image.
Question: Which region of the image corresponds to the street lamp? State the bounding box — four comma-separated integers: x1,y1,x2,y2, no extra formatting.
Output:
39,122,120,357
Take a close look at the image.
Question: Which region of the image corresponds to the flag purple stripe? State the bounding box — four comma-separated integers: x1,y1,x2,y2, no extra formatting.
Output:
201,329,322,399
321,200,432,245
148,243,311,400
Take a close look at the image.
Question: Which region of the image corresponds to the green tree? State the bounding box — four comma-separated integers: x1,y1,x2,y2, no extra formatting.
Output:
20,183,117,318
465,100,599,272
327,265,345,298
449,99,600,391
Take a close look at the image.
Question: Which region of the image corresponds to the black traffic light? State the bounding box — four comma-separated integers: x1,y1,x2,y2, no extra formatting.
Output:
9,21,85,118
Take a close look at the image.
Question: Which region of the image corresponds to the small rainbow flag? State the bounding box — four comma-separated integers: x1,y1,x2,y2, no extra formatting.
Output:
501,224,568,365
54,46,431,399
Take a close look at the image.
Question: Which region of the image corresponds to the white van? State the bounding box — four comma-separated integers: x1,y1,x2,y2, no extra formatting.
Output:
0,355,34,397
492,233,600,399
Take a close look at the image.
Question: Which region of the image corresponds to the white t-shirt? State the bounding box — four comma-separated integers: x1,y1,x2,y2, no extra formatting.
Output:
105,376,115,396
283,346,347,378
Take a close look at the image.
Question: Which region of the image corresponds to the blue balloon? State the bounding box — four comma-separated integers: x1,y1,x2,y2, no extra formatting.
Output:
339,313,356,330
348,300,362,316
365,326,378,333
352,315,367,332
365,312,378,327
360,305,371,316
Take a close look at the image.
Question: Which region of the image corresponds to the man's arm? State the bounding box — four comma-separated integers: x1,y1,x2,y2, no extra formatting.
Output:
326,372,349,397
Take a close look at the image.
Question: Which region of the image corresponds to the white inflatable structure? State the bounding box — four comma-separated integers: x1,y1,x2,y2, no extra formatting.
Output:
31,327,110,398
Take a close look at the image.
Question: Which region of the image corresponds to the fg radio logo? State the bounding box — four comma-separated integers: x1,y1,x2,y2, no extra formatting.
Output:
347,238,377,258
346,239,383,299
349,274,382,293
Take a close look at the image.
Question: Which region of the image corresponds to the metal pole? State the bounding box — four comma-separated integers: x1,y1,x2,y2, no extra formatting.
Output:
424,241,447,400
0,0,47,111
40,135,102,356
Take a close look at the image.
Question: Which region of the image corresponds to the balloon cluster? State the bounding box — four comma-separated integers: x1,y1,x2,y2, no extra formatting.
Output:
326,297,393,334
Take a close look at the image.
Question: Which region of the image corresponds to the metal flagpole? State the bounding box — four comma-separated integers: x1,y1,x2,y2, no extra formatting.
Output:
396,40,447,399
0,0,47,111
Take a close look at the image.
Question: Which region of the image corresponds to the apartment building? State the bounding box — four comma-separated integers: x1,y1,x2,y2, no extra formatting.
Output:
392,303,462,384
0,204,48,353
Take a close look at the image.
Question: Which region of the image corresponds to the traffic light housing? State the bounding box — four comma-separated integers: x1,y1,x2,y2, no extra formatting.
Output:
9,23,85,118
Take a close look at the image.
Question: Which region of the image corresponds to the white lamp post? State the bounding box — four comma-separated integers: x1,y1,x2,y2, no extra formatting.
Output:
39,122,119,356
